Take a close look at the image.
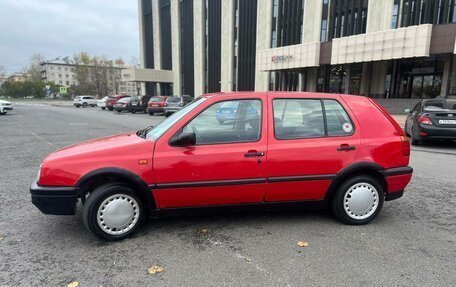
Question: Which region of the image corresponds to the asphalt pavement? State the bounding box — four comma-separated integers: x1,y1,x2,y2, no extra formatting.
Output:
0,104,455,286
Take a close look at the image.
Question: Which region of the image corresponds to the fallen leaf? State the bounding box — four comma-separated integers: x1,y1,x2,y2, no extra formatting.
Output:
297,241,309,247
148,265,164,274
67,281,79,287
200,228,208,234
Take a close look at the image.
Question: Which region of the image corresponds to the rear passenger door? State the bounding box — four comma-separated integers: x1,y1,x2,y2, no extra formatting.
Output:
265,94,361,202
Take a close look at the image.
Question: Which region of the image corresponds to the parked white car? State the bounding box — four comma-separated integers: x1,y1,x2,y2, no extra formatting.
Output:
97,96,110,110
0,100,13,115
73,96,97,108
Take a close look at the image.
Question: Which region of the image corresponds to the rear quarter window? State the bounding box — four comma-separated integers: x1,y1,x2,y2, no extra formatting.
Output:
324,100,354,136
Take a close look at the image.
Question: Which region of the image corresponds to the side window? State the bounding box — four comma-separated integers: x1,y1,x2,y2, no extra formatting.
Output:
412,102,421,112
273,99,325,140
324,100,354,136
184,99,262,145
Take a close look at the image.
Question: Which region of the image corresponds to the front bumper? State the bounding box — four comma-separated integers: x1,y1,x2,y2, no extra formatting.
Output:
1,106,13,111
418,124,456,139
30,180,79,215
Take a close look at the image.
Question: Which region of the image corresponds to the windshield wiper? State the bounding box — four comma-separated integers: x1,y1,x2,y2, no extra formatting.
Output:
136,125,154,138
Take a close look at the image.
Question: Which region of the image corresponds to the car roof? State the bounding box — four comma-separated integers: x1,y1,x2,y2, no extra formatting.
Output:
202,91,349,100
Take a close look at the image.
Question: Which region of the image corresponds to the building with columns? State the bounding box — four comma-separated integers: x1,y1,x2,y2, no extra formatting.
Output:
131,0,456,104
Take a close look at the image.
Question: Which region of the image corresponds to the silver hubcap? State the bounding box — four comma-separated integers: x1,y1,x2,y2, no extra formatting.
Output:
97,194,139,235
343,182,379,220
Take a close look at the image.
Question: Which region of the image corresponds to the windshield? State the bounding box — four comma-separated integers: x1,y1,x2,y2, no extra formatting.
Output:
424,100,456,111
118,97,131,103
146,97,207,141
166,96,181,103
149,97,162,102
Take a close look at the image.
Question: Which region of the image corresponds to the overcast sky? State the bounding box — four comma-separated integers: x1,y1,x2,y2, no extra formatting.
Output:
0,0,140,73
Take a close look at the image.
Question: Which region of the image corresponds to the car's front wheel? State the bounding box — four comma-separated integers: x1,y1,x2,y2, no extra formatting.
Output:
82,102,88,108
82,183,145,241
101,107,106,110
331,175,384,225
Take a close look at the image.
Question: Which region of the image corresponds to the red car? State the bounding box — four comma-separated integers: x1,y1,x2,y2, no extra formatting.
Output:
147,96,167,115
31,92,413,241
106,95,130,111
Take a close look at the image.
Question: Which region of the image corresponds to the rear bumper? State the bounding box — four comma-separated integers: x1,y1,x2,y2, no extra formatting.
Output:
418,124,456,139
381,166,413,201
164,107,182,113
147,107,164,113
30,180,78,215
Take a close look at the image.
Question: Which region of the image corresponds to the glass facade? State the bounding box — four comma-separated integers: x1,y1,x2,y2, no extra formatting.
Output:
321,0,368,42
400,0,456,27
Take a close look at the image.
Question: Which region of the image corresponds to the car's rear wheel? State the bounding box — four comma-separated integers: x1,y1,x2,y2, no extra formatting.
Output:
117,110,122,113
82,102,88,108
131,110,136,114
82,183,145,241
411,127,420,145
331,175,384,225
148,111,154,116
101,107,106,110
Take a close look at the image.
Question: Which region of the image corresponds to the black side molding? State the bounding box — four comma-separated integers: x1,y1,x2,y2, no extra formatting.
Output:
153,178,267,189
268,174,335,183
381,166,413,177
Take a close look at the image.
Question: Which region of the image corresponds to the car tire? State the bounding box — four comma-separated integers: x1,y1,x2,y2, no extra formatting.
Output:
0,111,5,115
82,102,88,108
101,107,106,110
82,183,145,241
75,105,80,108
148,111,154,116
165,112,171,117
331,175,384,225
117,110,122,113
131,110,136,114
108,107,113,111
218,120,225,125
411,127,420,146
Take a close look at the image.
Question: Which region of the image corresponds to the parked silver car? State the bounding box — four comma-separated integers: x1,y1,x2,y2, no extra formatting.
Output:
74,96,97,108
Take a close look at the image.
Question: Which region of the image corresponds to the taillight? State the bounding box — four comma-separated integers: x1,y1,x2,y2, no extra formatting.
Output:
401,135,410,156
418,114,432,125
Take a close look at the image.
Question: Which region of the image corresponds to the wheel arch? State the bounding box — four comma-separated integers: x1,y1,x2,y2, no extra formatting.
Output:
325,162,387,205
76,167,156,209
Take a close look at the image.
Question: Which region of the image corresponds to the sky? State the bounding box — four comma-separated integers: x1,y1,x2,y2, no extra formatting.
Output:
0,0,140,74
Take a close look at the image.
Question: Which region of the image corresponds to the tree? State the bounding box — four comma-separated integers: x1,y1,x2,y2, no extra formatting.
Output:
27,53,45,82
0,65,6,77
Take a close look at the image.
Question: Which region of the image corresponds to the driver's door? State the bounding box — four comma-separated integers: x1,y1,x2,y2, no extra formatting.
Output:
153,98,267,208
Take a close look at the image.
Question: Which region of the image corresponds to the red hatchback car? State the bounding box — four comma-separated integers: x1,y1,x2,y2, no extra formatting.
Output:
147,96,167,115
31,92,413,240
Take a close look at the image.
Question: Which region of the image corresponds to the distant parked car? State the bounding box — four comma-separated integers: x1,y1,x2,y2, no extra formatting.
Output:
164,95,193,117
74,96,97,108
405,98,456,145
147,96,167,115
97,96,111,110
0,99,13,115
128,95,152,114
106,95,130,111
215,100,259,124
113,97,132,113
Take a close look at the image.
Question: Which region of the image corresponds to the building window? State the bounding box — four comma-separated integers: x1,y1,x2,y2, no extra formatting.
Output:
401,0,456,26
391,0,400,28
324,0,368,42
270,0,304,48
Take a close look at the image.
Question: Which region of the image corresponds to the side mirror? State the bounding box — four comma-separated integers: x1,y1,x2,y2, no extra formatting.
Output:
170,129,196,147
405,108,411,114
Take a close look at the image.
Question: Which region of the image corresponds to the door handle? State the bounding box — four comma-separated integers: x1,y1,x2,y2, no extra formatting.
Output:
244,151,265,157
337,144,356,152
